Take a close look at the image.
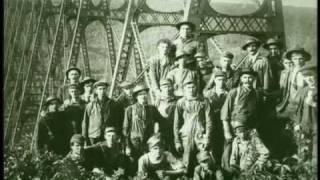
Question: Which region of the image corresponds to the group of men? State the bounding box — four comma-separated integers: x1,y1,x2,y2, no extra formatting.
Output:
37,20,317,180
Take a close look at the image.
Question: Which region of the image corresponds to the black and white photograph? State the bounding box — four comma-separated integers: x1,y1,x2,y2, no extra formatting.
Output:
3,0,317,179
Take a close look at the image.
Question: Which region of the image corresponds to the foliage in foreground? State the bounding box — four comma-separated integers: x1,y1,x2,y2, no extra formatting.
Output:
4,132,317,180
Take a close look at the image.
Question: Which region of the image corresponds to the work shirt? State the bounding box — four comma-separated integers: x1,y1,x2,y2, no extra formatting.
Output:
123,103,162,147
173,37,199,58
138,151,184,180
167,68,201,97
221,86,263,129
149,55,175,92
229,130,269,171
239,52,272,91
82,97,117,140
61,98,86,134
37,111,72,156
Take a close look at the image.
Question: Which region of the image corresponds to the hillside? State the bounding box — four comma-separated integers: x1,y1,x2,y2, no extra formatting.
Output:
83,2,317,81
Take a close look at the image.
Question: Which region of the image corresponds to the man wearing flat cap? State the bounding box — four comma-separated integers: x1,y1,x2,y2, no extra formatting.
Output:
173,21,200,60
60,83,86,134
204,70,228,164
123,83,162,170
167,49,201,98
37,96,71,156
221,68,264,143
149,38,176,98
82,80,119,146
173,77,212,177
85,127,132,178
205,51,238,92
57,67,82,101
195,51,215,88
137,134,186,180
80,76,96,104
238,38,272,92
194,151,224,180
154,79,178,152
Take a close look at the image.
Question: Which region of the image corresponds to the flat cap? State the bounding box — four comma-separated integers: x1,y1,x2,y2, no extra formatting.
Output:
65,67,81,79
70,134,85,145
239,68,257,77
160,78,173,87
67,83,81,90
214,70,226,78
104,127,117,134
93,80,109,88
194,51,207,59
147,135,162,149
44,96,61,107
285,46,311,61
119,80,134,89
231,120,247,130
80,77,96,86
182,77,196,87
241,38,261,50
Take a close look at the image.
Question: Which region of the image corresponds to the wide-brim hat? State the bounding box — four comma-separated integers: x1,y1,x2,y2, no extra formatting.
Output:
93,80,109,89
285,46,311,61
239,68,257,77
44,96,61,107
80,77,96,87
298,64,317,76
132,84,149,97
65,67,81,79
241,38,261,50
262,38,283,49
176,21,196,31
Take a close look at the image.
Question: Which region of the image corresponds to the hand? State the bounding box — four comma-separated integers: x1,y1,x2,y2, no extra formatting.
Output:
125,147,132,156
155,170,166,179
230,63,237,70
175,143,183,153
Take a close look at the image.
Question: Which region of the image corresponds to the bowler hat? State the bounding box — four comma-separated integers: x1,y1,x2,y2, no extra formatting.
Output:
93,80,109,89
176,21,196,31
285,46,311,61
241,38,261,50
65,67,81,79
221,51,234,59
44,96,61,107
262,38,283,49
147,135,162,149
132,84,149,97
70,134,84,145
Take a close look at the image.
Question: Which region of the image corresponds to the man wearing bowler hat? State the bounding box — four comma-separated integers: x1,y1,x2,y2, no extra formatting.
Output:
37,96,71,156
263,38,285,91
173,78,212,177
123,83,162,171
82,80,118,146
238,38,272,92
57,67,82,100
173,21,200,60
221,68,264,143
